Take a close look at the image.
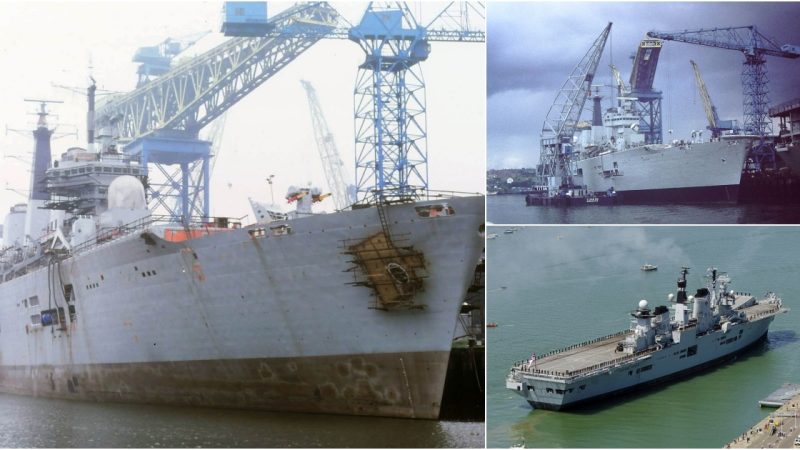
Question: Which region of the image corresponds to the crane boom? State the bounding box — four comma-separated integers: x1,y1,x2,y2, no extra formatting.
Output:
539,22,611,190
648,26,799,59
648,26,799,137
95,2,341,144
301,80,353,210
690,60,718,129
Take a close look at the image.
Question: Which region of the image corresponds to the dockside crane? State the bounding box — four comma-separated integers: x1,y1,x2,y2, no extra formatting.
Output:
301,80,354,210
628,37,664,144
95,2,342,222
539,22,612,195
95,2,483,220
689,60,738,138
647,26,800,140
345,2,485,202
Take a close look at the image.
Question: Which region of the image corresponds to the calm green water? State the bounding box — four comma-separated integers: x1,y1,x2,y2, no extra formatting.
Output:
487,227,800,448
0,393,483,447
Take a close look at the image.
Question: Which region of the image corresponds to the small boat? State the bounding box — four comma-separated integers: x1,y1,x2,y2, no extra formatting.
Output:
487,233,499,240
641,263,658,271
504,228,516,234
487,322,499,328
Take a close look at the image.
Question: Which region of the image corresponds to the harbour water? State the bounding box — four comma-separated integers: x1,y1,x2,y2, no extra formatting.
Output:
486,226,800,448
488,194,800,224
0,393,483,448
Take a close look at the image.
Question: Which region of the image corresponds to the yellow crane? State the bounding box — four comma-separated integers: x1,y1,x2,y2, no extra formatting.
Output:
690,60,737,138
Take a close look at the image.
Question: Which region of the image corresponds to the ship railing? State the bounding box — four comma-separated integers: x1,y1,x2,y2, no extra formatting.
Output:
532,329,630,361
747,304,784,321
511,346,656,381
69,214,244,256
352,188,484,209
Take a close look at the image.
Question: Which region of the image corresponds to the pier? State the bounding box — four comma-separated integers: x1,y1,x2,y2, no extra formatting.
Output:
727,389,800,448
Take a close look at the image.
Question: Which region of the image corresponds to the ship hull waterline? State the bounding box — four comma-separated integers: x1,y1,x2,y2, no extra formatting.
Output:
527,330,768,411
0,195,485,419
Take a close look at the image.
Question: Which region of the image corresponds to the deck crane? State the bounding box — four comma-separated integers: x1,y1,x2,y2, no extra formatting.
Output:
647,26,800,167
300,80,354,210
94,3,342,222
539,23,612,196
689,60,738,138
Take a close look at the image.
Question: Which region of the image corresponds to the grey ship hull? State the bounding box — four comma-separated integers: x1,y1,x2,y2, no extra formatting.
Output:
576,138,753,203
508,314,774,410
0,196,484,419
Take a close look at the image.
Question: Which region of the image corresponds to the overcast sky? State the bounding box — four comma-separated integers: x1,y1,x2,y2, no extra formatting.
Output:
0,1,485,223
488,2,800,169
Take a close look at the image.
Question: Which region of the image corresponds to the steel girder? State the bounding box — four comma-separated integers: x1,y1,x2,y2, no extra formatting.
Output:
95,2,341,143
539,23,612,188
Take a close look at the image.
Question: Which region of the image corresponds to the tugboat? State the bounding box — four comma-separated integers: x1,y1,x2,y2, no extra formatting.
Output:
507,267,788,410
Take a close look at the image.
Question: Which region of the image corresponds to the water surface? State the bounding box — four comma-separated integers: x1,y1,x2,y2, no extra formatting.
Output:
488,194,800,224
487,227,800,447
0,393,483,448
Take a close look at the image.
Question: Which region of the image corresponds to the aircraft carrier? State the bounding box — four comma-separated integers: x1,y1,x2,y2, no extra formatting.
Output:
0,127,484,419
506,267,788,410
573,95,758,203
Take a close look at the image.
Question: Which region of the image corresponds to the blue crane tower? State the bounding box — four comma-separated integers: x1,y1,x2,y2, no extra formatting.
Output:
539,23,611,196
346,2,485,202
647,26,800,168
94,3,342,223
95,2,483,221
628,37,664,144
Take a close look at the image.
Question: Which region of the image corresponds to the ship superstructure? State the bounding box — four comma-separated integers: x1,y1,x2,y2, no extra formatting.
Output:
573,94,759,203
506,267,788,410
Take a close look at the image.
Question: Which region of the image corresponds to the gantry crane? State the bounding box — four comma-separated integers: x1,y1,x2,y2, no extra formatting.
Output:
689,60,737,138
133,31,211,88
95,3,342,222
95,2,483,221
539,23,611,195
628,37,664,144
301,80,354,210
647,26,800,138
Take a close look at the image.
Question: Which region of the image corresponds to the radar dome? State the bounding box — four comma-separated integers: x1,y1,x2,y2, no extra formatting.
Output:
668,293,675,302
108,175,146,210
638,299,648,309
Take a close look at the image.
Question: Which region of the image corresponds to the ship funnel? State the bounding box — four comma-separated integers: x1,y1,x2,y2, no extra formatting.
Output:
29,102,54,201
87,78,96,150
592,96,603,126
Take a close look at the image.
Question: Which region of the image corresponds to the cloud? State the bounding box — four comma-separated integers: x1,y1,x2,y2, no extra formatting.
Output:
488,2,800,168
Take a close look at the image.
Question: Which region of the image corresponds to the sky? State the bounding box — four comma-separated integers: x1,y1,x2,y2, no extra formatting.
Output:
0,1,485,223
487,2,800,169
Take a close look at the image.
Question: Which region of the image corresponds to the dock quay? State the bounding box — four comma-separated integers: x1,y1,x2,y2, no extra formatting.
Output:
760,384,800,408
727,390,800,448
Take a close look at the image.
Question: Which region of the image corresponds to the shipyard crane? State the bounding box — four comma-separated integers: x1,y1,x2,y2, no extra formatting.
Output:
300,80,354,210
647,26,800,138
95,2,483,220
627,37,664,144
95,3,342,222
690,60,738,138
539,22,612,195
345,2,485,202
610,63,627,101
133,31,211,87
